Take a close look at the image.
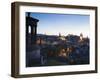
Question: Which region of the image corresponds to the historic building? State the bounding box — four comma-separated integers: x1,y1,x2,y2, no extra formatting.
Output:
26,13,39,51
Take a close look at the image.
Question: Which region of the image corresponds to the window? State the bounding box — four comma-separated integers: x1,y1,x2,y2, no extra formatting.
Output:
28,25,31,34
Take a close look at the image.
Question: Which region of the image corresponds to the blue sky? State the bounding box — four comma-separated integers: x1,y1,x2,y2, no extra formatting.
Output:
26,12,90,37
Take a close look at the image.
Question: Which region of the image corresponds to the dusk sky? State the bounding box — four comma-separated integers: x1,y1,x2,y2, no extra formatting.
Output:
26,12,90,37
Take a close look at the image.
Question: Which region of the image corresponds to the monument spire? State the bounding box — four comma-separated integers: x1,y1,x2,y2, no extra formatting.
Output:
28,12,31,17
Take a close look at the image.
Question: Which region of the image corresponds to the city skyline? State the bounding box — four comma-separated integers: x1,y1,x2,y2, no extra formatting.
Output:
26,12,90,37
